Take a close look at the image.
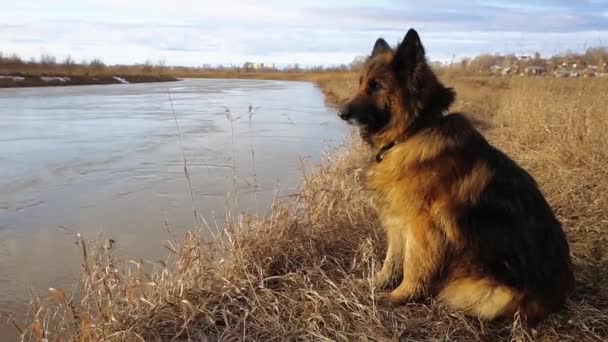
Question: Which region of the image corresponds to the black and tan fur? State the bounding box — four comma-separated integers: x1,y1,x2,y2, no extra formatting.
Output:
339,29,574,323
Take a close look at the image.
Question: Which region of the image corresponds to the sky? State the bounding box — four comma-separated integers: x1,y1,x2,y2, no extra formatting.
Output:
1,0,607,67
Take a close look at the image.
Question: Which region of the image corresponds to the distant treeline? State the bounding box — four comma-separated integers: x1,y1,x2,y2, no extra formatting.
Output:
0,52,351,77
0,52,170,76
2,47,607,78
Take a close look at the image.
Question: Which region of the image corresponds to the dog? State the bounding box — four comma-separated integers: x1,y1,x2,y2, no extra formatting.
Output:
339,29,574,323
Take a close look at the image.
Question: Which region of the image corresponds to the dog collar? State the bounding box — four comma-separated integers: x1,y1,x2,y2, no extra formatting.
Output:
375,141,396,163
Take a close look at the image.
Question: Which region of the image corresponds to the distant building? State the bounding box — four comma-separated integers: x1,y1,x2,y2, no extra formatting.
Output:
517,55,532,62
489,65,502,74
243,62,276,71
581,68,597,77
524,66,547,76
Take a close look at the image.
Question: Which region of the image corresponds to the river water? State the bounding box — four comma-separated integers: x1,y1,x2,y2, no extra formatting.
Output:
0,79,346,338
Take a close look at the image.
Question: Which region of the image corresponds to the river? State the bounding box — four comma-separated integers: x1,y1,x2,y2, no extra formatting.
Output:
0,78,346,338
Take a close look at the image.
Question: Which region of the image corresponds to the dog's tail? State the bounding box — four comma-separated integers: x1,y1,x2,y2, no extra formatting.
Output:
439,275,522,320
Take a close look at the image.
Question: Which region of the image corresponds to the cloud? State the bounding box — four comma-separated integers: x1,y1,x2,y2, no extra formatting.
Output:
1,0,607,66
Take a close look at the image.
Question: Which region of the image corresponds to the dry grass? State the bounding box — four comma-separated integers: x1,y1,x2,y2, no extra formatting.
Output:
15,73,608,341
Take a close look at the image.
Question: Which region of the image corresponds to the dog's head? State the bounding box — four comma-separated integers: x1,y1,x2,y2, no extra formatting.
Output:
339,29,455,147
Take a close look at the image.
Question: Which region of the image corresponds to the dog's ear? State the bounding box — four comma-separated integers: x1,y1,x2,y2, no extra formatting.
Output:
371,38,391,57
392,29,425,81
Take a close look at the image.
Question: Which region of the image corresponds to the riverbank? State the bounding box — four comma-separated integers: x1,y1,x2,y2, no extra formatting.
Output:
16,74,608,341
0,73,178,88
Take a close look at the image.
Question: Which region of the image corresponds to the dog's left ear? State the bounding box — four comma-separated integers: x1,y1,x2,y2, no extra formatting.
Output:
392,29,426,80
371,38,391,57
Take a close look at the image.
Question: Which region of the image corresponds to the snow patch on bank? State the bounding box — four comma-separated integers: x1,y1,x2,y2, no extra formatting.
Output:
40,76,71,83
113,76,130,84
0,76,25,82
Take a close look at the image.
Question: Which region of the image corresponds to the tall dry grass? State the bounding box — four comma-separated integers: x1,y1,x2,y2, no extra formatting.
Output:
15,74,608,341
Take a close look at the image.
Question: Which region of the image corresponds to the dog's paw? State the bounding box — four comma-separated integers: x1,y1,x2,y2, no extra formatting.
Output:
376,286,417,305
374,291,410,305
372,271,393,290
374,292,392,305
386,290,414,305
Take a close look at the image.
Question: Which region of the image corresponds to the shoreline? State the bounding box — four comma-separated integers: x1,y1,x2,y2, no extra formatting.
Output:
0,73,179,88
0,70,337,88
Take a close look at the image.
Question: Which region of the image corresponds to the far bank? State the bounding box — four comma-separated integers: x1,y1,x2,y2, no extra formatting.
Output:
0,73,178,88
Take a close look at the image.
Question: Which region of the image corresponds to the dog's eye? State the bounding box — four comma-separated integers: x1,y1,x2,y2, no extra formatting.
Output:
368,80,382,92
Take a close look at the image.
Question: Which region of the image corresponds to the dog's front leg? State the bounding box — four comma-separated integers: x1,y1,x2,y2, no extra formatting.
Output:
374,217,406,290
387,213,444,304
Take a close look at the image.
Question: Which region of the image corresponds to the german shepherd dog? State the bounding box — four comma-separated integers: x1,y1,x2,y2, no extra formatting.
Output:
339,29,574,323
